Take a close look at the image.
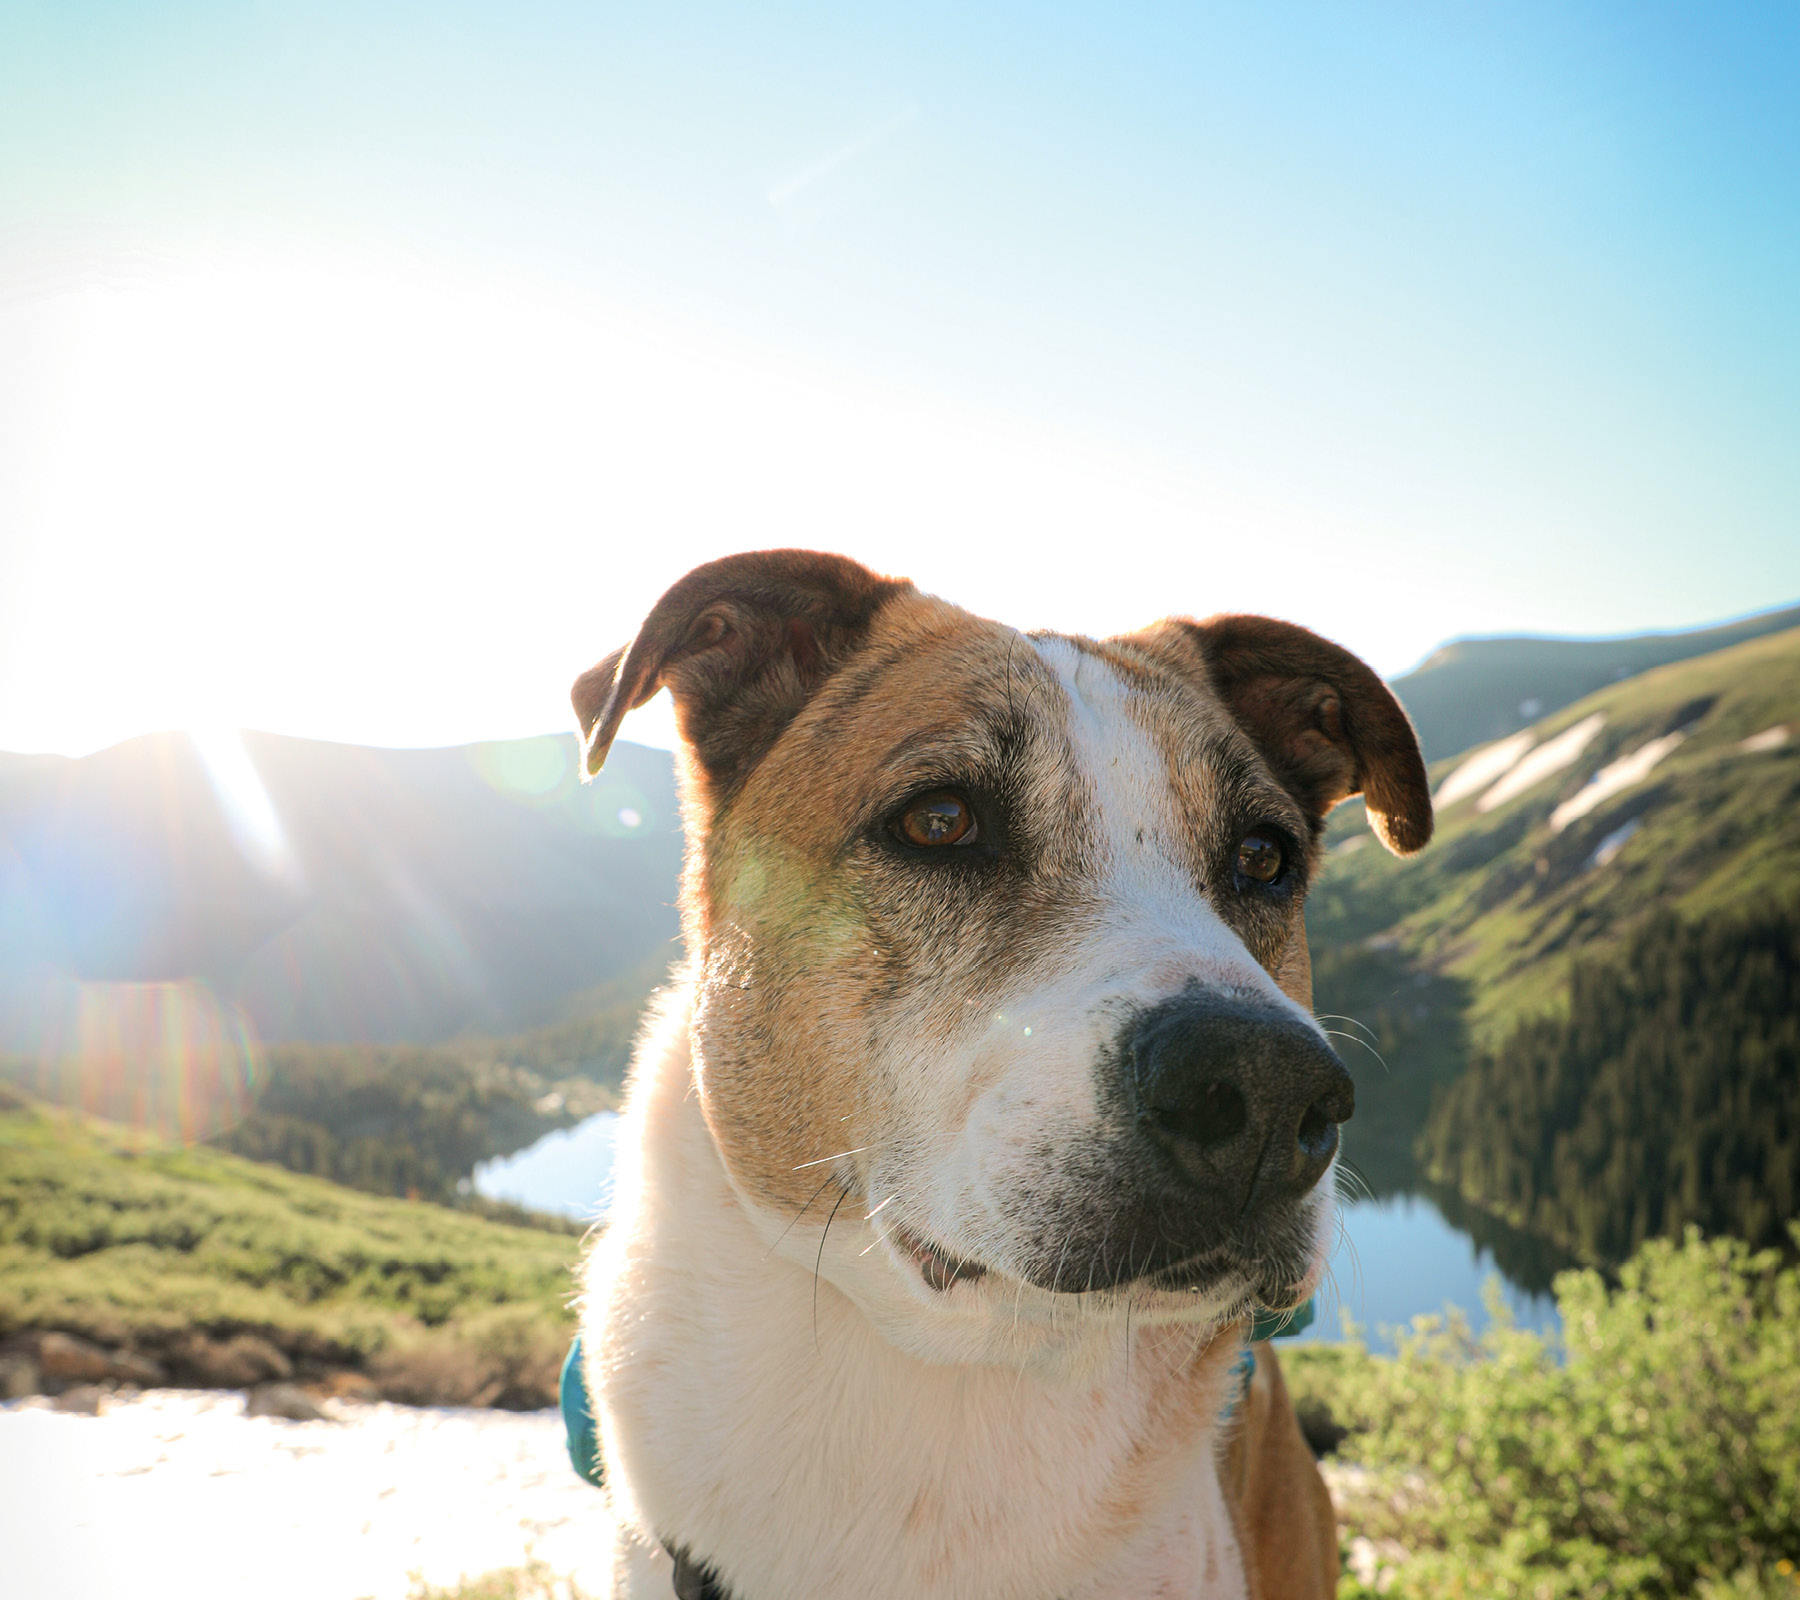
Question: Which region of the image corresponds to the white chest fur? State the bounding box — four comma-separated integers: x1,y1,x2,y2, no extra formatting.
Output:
581,993,1249,1600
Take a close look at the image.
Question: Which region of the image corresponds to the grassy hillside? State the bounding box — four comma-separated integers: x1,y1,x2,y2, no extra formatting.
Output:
1389,601,1800,763
1313,624,1800,1203
0,1093,582,1406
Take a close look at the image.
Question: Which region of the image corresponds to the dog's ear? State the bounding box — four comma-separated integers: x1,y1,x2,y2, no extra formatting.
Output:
571,549,911,791
1176,614,1433,856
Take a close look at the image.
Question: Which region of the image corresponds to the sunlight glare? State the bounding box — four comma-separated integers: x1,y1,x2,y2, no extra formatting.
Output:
189,728,304,889
0,247,1436,759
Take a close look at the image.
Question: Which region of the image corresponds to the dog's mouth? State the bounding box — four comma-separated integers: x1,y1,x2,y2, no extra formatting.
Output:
889,1224,989,1293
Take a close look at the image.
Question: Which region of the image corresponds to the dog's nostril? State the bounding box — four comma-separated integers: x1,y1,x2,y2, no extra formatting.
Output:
1147,1078,1247,1153
1296,1100,1340,1162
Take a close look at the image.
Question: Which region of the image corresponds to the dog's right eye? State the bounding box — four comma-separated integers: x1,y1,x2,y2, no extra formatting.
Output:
891,791,978,849
1235,829,1287,885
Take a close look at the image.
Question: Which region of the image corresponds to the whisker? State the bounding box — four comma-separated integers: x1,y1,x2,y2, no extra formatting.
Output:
1333,1216,1366,1329
813,1181,852,1351
1051,1229,1077,1302
1179,1320,1212,1376
1321,1028,1391,1076
1334,1157,1376,1206
1314,1013,1381,1049
793,1146,870,1171
857,1196,901,1257
763,1172,839,1260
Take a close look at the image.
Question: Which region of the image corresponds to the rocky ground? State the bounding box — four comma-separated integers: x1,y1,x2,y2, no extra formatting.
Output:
0,1386,612,1600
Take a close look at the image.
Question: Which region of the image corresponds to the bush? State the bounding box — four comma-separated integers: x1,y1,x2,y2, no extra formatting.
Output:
1286,1228,1800,1598
372,1304,568,1410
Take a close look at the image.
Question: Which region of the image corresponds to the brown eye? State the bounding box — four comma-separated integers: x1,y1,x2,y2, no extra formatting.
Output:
1236,830,1286,884
894,791,977,848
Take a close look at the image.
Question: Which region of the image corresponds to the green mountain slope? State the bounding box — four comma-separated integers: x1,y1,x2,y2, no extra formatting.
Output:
1389,602,1800,763
1421,903,1798,1264
1313,624,1800,1208
0,1091,581,1406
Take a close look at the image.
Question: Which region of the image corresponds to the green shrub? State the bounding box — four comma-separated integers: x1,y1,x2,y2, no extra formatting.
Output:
1287,1228,1800,1598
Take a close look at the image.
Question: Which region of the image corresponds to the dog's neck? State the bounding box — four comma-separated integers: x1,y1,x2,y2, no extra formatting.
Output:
586,984,1251,1600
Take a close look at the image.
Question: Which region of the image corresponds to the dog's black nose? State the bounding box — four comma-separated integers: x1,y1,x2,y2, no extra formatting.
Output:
1128,990,1354,1211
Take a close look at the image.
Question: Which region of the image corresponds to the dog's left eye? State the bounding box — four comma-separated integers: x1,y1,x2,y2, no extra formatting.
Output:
1235,829,1287,885
892,791,977,848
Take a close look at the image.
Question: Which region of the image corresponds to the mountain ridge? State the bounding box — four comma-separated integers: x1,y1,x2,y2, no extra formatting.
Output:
1386,600,1800,763
0,729,683,1052
5,601,1796,1069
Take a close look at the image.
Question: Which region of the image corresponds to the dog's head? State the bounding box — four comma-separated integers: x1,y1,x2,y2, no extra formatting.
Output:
575,550,1431,1364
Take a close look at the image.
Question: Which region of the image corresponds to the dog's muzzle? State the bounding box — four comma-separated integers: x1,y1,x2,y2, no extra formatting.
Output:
1129,988,1354,1215
1017,988,1354,1297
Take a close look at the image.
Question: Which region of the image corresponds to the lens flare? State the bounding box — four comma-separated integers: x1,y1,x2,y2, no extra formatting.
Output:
471,735,574,806
579,780,653,838
15,979,260,1143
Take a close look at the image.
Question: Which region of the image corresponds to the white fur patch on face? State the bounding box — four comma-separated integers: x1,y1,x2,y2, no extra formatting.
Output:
1034,636,1287,993
805,636,1340,1363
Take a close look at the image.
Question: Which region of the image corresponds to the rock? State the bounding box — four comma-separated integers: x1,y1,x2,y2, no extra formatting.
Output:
245,1383,330,1422
26,1333,167,1388
316,1370,379,1402
1346,1534,1411,1592
36,1332,114,1383
106,1349,168,1387
174,1333,292,1387
52,1384,107,1415
0,1352,42,1399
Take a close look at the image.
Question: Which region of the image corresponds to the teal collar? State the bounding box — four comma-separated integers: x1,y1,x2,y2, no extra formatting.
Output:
1225,1298,1315,1420
560,1335,604,1488
1247,1299,1315,1341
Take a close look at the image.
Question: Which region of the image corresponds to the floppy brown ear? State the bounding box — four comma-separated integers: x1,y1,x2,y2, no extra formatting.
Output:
1179,614,1433,855
571,549,911,792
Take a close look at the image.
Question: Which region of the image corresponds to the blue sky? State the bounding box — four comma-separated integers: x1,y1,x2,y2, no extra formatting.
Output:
1,3,1795,754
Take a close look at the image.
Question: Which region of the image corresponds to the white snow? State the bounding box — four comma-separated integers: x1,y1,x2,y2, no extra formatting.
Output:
0,1389,612,1600
1550,731,1685,833
1586,817,1642,870
1740,725,1789,754
1435,731,1536,808
1474,714,1606,814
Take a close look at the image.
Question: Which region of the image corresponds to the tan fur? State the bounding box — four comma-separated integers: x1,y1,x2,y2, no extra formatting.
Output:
1225,1345,1340,1600
689,591,1091,1210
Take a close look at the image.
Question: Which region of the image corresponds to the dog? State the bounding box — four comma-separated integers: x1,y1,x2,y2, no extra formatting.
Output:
571,550,1432,1599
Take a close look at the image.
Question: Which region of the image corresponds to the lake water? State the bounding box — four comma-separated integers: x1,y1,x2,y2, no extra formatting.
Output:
472,1112,621,1223
476,1112,1564,1351
1294,1189,1562,1351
